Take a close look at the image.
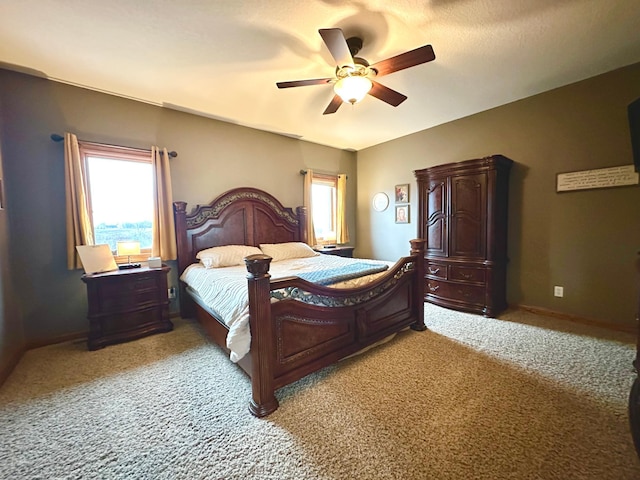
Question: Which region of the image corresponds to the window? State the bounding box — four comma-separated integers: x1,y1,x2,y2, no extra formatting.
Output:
80,142,153,261
311,174,337,244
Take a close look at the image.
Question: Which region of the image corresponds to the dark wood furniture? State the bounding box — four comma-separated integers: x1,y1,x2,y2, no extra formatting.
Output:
313,245,355,257
173,187,426,417
414,155,513,317
82,265,172,350
629,253,640,457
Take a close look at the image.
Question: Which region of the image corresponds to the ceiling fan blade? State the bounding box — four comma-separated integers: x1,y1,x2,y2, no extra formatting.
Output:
370,45,435,77
368,81,407,107
319,28,354,68
323,95,343,115
276,78,333,88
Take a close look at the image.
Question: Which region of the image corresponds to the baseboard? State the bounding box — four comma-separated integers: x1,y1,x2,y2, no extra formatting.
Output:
1,332,86,387
26,332,87,350
21,316,182,351
0,345,26,388
516,304,636,335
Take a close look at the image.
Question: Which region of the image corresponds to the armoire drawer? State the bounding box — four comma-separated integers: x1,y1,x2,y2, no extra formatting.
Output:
449,265,486,284
425,262,447,279
425,279,485,305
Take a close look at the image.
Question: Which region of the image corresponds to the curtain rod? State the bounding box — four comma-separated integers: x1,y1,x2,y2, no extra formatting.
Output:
50,133,178,158
300,169,347,178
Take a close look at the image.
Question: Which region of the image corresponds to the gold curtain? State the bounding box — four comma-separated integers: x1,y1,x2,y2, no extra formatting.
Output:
151,147,177,260
302,169,317,246
336,173,349,244
64,133,94,270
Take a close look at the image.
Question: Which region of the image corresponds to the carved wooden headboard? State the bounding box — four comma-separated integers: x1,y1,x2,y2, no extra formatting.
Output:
173,187,308,275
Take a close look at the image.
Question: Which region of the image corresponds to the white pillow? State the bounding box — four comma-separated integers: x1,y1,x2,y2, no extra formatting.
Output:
196,245,262,268
259,242,319,262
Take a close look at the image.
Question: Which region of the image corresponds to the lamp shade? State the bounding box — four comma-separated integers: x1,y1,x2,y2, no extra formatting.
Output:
116,241,141,257
334,75,373,104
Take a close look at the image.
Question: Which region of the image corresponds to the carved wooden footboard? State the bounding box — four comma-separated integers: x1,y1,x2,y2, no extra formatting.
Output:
245,239,425,416
174,187,426,416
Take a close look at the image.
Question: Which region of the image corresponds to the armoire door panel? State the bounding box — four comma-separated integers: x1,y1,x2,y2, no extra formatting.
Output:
449,174,487,258
425,180,447,257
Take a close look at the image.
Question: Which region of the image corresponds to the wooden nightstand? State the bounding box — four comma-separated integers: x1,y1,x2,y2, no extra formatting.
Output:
313,246,355,258
81,265,173,350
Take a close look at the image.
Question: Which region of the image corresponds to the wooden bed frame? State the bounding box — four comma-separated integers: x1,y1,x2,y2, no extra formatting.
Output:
173,187,426,417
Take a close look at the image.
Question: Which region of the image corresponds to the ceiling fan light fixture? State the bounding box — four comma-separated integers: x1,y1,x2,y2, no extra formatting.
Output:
334,75,373,105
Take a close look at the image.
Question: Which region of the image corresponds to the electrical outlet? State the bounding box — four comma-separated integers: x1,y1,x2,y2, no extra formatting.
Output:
168,287,176,299
554,286,564,297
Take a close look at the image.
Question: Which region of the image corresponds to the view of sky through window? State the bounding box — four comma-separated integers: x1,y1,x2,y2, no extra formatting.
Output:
86,156,153,250
312,183,335,240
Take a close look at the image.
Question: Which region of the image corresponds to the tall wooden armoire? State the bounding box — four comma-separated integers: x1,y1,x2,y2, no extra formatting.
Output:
414,155,513,317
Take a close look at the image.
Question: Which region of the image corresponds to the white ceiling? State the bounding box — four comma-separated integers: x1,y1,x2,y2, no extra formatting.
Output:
1,0,639,151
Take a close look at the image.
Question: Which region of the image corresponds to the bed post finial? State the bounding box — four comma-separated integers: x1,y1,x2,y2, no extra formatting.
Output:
244,254,279,417
409,238,426,256
409,238,427,332
245,254,272,278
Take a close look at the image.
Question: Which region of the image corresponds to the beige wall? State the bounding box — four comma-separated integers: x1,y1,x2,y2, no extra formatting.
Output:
143,105,358,214
0,69,356,344
357,62,640,328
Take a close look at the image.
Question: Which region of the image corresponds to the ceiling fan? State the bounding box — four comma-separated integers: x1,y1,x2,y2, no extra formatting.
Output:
276,28,436,115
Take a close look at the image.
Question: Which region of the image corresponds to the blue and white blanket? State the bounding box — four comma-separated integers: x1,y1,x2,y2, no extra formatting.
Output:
297,262,389,286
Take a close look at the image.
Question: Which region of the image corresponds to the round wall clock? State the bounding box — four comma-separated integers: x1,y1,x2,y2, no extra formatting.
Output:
372,192,389,212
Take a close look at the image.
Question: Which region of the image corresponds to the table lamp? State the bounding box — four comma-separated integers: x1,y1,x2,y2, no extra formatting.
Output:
116,241,141,270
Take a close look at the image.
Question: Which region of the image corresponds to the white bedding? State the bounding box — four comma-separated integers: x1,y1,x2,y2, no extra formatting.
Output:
180,254,392,363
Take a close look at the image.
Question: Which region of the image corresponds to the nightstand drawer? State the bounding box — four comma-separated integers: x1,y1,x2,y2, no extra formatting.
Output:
97,288,161,313
100,274,158,296
88,306,171,350
99,307,167,333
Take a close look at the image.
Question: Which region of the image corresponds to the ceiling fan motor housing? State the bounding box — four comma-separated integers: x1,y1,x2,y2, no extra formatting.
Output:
343,37,375,76
346,37,363,57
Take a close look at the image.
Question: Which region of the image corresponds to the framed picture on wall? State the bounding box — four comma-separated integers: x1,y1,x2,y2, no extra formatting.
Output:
395,184,409,203
395,205,409,224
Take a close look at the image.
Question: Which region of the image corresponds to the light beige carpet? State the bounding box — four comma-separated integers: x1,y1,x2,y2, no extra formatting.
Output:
1,303,639,479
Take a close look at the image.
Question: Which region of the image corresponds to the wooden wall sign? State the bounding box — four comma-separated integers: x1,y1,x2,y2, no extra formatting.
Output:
556,164,639,192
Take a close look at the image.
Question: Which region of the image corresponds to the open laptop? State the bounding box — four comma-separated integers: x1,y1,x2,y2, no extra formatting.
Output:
76,244,118,274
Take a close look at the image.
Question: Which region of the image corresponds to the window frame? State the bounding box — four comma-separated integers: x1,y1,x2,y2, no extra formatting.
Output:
311,173,338,245
79,141,153,263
